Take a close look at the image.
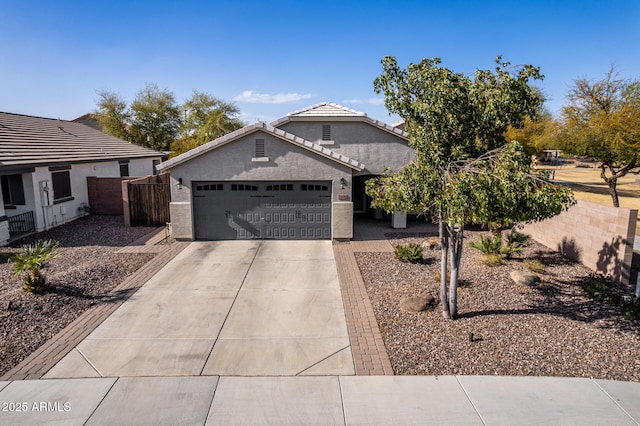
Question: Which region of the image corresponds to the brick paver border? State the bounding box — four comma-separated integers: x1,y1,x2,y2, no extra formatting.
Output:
1,240,189,381
334,242,394,375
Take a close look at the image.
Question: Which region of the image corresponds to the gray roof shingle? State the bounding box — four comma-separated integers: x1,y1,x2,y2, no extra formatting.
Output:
0,112,162,169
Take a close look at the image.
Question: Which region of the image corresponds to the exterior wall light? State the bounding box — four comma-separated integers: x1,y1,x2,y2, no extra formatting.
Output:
178,178,183,190
340,177,347,189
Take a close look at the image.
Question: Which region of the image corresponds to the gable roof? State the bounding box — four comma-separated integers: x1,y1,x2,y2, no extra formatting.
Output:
286,102,366,118
0,112,161,170
156,121,364,172
270,102,409,139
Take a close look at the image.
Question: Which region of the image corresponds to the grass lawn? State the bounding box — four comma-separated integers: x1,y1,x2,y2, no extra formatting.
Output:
550,166,640,236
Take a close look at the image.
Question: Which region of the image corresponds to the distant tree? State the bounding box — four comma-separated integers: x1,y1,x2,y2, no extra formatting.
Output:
367,56,574,319
504,109,558,155
557,67,640,207
95,90,131,141
182,90,243,142
129,83,182,151
170,91,244,157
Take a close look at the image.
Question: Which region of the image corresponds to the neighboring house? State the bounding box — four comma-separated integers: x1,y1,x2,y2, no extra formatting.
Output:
157,102,414,240
71,113,101,131
0,112,163,246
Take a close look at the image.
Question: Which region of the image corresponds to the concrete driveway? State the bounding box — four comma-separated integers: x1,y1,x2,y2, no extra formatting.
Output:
44,240,354,378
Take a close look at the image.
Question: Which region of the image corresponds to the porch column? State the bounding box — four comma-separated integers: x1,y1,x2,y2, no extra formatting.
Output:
391,211,407,229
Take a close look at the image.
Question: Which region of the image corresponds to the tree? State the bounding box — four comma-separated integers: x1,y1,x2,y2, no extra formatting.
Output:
368,56,574,319
557,67,640,207
95,90,131,141
170,91,244,157
10,239,59,294
504,109,558,156
129,83,182,151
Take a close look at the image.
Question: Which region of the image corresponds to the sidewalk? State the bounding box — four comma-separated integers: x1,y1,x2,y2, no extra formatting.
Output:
1,375,639,424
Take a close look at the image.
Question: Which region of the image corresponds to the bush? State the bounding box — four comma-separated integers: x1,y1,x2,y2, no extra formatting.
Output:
470,232,525,260
479,253,504,267
582,273,620,304
622,296,640,321
394,243,423,263
469,234,503,255
523,259,545,273
582,273,640,320
10,239,60,293
507,230,530,247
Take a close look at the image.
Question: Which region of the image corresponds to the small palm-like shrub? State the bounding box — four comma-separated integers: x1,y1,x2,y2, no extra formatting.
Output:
470,232,525,260
394,243,423,263
469,234,503,255
507,230,530,247
10,239,60,293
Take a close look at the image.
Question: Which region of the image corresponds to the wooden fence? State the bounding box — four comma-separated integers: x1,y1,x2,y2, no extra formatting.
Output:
124,174,171,227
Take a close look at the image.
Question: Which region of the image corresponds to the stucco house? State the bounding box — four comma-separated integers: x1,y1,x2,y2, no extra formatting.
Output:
0,112,163,246
157,102,414,240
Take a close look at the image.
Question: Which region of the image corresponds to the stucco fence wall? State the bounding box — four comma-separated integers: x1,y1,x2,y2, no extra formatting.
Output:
521,201,638,286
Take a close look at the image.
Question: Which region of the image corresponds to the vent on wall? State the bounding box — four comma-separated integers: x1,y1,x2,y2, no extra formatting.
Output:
255,139,265,157
322,125,331,141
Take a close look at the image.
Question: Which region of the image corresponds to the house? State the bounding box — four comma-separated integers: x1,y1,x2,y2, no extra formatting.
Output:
156,102,414,240
0,112,164,245
71,113,101,131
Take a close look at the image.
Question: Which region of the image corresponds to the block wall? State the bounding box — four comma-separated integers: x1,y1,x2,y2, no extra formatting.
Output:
87,177,126,215
522,201,637,286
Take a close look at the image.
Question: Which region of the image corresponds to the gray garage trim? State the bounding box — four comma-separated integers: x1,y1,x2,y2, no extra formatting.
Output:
193,181,332,240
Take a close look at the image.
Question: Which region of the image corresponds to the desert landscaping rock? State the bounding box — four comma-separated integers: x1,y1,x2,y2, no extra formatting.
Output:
421,238,440,251
358,230,640,381
509,270,541,287
0,216,158,376
399,294,436,313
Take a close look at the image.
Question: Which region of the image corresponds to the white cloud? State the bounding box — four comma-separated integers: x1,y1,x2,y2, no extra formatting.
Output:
368,97,385,105
234,90,313,104
238,111,276,124
342,98,363,104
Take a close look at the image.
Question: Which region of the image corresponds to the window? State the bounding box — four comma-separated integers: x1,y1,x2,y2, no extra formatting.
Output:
255,139,265,157
266,184,293,191
231,184,258,191
196,184,223,191
322,125,331,141
51,171,72,202
1,174,25,207
301,183,328,191
119,163,130,177
152,159,160,175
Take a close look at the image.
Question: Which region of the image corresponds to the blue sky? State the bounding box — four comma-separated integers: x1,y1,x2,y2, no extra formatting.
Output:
1,0,639,124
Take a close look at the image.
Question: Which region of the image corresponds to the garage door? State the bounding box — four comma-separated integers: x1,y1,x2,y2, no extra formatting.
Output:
193,181,332,240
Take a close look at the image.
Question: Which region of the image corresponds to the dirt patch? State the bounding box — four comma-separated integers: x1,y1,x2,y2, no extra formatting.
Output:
0,216,159,376
356,230,640,381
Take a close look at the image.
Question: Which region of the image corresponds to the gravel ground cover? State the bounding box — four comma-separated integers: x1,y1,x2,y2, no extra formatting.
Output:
356,230,640,381
0,216,158,376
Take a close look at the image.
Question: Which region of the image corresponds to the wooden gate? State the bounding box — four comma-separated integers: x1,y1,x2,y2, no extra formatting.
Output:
128,182,170,226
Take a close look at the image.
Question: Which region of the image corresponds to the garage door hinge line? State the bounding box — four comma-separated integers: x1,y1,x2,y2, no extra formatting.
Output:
199,241,263,375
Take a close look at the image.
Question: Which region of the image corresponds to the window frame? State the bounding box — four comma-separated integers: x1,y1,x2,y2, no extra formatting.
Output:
51,170,74,203
1,174,26,208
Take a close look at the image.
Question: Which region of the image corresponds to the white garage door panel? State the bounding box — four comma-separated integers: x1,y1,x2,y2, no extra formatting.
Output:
193,181,331,240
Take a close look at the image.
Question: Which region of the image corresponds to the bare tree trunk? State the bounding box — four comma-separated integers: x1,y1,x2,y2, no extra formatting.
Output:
447,224,464,320
600,163,621,207
439,220,451,319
